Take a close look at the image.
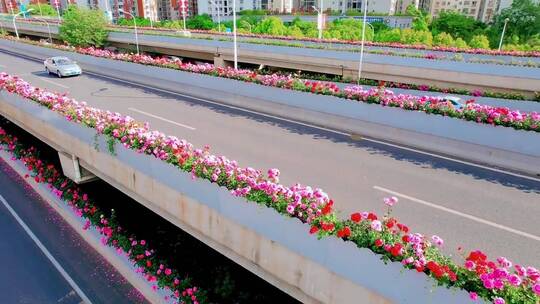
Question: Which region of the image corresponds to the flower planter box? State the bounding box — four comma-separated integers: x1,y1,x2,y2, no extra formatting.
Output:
0,90,486,303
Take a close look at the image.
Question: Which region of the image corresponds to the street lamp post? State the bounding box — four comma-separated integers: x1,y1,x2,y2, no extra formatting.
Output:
209,0,221,32
357,0,368,84
498,18,509,51
119,9,139,54
32,16,52,42
311,5,323,40
13,8,34,39
232,0,237,69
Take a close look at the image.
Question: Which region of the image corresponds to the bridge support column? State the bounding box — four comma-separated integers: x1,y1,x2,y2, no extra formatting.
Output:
214,55,233,68
58,152,97,184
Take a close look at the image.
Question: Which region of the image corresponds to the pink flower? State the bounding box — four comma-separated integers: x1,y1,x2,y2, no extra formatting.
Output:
465,260,475,270
140,240,146,246
469,292,478,301
431,235,444,247
370,220,382,232
383,196,398,207
165,268,172,276
493,297,505,304
532,283,540,296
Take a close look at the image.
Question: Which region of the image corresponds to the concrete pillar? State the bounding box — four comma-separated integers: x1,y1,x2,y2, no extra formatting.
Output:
213,55,233,68
58,152,97,184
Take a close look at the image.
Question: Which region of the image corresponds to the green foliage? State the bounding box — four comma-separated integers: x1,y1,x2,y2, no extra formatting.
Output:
253,17,288,36
59,6,108,47
433,32,454,46
371,21,391,33
375,28,401,42
27,4,57,16
400,29,432,46
453,37,468,49
406,4,430,31
430,11,485,42
469,34,490,49
238,9,268,16
489,0,540,46
186,14,214,30
323,18,374,41
117,17,152,27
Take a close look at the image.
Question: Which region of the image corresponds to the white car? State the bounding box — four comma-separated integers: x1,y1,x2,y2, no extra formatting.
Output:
44,57,82,78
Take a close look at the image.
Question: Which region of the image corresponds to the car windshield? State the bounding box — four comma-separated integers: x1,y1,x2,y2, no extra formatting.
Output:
56,59,73,65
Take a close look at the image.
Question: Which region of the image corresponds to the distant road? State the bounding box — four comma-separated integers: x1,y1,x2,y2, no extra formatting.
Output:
0,157,148,304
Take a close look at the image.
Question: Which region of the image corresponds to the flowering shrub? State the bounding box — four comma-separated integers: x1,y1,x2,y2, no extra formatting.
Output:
0,73,538,304
0,126,207,304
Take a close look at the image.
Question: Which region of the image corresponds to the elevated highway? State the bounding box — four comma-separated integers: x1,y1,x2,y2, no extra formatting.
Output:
2,20,539,98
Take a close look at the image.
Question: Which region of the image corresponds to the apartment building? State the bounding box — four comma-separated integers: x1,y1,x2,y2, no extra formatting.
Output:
198,0,266,18
423,0,501,22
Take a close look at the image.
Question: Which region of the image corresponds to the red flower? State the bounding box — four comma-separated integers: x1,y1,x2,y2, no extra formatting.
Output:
386,218,396,229
390,243,403,257
321,222,335,232
374,239,384,247
402,235,409,243
367,213,378,221
309,225,319,234
146,260,152,267
337,226,351,238
350,212,362,223
321,200,334,215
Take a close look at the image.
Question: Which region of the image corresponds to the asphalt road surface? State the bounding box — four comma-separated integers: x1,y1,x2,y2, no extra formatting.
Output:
0,51,539,268
0,157,148,303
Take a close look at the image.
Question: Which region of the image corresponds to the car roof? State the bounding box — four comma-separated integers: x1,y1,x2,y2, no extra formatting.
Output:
49,56,71,60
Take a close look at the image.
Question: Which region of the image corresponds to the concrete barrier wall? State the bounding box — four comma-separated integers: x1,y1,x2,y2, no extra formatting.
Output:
0,91,483,304
1,39,538,176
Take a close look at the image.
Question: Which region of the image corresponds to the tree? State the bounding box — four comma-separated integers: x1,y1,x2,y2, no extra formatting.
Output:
323,18,374,41
27,4,56,17
253,17,288,36
431,11,486,42
488,0,540,46
406,4,430,31
375,28,401,42
59,6,108,47
434,32,455,46
186,14,214,30
454,37,469,49
400,29,433,46
469,34,490,49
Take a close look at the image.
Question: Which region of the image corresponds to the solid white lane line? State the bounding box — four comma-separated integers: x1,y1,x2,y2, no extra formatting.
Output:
128,107,196,130
0,194,93,304
373,185,540,242
85,72,540,183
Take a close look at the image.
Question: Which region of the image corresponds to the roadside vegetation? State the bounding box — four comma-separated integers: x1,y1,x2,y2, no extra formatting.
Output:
117,0,540,51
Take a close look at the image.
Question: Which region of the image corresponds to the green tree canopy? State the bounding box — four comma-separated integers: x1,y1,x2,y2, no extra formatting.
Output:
59,6,108,47
253,17,288,36
430,11,486,42
186,14,214,30
27,4,57,17
469,34,490,49
489,0,540,45
406,4,430,31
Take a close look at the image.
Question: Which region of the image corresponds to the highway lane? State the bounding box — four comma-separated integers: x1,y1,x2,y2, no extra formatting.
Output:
0,157,148,303
1,52,539,267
